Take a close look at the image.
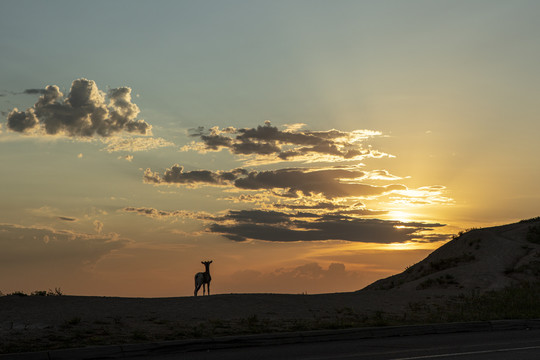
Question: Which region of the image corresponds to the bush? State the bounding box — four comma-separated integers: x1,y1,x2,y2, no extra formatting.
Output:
520,217,540,224
417,274,459,290
47,287,64,296
31,290,48,296
441,282,540,321
3,288,64,297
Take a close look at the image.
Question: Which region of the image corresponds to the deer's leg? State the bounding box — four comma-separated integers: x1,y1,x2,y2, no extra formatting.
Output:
207,282,210,295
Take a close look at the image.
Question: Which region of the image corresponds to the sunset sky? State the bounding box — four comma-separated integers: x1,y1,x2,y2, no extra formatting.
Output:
1,0,539,297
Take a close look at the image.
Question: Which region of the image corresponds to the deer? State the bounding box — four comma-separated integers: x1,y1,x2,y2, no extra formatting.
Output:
194,260,212,296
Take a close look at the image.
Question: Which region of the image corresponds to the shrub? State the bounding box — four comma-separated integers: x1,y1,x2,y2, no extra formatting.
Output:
422,254,476,276
417,274,458,290
520,217,540,224
31,290,48,296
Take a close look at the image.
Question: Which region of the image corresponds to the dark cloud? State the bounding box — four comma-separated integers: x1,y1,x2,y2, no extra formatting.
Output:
219,210,291,224
232,140,281,155
124,207,181,218
23,89,47,95
186,121,385,162
122,207,214,221
273,202,388,216
208,209,444,243
136,121,451,244
234,168,406,199
144,164,405,199
7,108,39,132
273,202,343,211
339,208,388,216
5,78,151,137
143,165,247,186
58,216,78,222
123,203,445,243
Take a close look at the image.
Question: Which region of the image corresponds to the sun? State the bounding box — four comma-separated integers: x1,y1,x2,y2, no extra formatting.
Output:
387,211,414,223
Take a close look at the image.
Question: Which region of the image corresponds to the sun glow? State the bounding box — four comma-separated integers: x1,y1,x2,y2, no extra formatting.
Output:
387,211,415,223
386,242,418,250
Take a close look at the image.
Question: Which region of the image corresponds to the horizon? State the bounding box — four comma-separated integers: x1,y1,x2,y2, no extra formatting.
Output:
1,1,539,297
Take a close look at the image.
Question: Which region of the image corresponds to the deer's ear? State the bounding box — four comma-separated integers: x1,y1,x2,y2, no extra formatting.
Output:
201,261,204,264
209,260,213,263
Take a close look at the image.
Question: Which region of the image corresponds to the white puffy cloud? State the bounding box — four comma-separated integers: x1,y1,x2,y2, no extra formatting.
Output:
6,78,151,137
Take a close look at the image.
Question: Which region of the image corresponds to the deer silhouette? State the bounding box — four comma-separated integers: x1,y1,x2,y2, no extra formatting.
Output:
194,260,212,296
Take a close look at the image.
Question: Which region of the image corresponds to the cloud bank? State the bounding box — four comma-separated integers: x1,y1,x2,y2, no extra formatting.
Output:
131,121,451,244
223,262,362,294
6,78,151,137
144,165,406,199
0,223,129,266
184,121,388,163
144,165,248,186
208,210,444,243
123,206,445,243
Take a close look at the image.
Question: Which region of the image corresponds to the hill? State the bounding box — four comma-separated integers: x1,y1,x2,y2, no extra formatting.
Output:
2,218,540,353
364,217,540,293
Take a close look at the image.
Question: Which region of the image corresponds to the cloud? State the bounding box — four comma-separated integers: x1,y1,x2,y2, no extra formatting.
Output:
6,107,39,132
0,223,129,267
135,122,452,244
0,89,46,96
27,207,84,223
22,88,47,95
273,202,344,211
387,185,454,206
184,121,389,163
234,167,406,199
208,209,444,243
363,170,403,181
5,78,151,137
122,206,214,221
220,193,271,204
272,201,387,217
143,164,406,199
223,262,362,293
143,164,248,186
123,205,444,244
102,136,174,152
93,220,104,234
118,155,134,162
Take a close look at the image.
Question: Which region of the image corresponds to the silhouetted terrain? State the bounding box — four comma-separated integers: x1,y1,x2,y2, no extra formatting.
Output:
2,217,540,354
365,217,540,292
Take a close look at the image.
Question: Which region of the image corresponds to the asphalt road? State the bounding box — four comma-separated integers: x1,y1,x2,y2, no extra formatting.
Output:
135,328,540,360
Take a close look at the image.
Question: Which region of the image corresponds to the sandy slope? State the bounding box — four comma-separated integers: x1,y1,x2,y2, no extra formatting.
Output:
366,218,540,292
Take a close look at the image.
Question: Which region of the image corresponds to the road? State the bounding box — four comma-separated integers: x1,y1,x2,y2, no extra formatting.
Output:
133,328,540,360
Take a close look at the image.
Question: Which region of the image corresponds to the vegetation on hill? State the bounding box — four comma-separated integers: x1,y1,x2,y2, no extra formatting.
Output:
412,281,540,323
1,288,63,297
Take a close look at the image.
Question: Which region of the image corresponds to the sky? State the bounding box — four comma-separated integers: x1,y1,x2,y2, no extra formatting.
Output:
1,0,539,297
